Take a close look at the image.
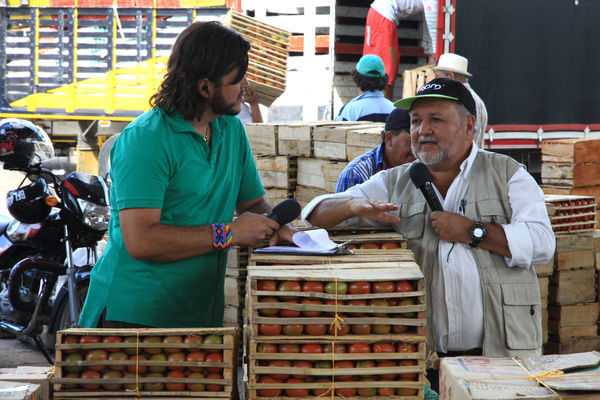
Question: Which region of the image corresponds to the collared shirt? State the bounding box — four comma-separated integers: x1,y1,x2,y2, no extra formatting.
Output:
336,143,386,192
79,107,265,328
335,90,395,122
302,145,554,352
465,82,488,148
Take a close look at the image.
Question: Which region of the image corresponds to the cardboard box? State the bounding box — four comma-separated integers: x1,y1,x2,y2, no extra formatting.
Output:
0,381,42,400
440,352,600,400
0,367,52,400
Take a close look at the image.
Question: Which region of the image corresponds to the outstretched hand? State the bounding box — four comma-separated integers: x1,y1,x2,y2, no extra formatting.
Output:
349,199,401,223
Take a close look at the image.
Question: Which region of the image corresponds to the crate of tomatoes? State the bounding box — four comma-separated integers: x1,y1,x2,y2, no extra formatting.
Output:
245,261,426,398
52,327,237,399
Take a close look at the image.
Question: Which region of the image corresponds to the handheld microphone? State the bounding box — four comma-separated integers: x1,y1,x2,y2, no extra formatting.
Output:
408,162,444,212
267,198,302,225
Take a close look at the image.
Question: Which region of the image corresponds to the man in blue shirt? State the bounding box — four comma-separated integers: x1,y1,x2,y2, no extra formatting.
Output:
336,108,415,192
334,54,395,122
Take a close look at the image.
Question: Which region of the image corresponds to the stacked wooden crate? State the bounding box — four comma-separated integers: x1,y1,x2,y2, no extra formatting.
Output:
534,255,554,345
544,233,600,354
224,11,290,106
224,246,250,329
541,138,600,223
245,257,426,399
545,194,596,233
53,327,237,399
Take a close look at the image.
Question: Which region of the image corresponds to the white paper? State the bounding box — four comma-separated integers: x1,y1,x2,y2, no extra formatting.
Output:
254,229,340,254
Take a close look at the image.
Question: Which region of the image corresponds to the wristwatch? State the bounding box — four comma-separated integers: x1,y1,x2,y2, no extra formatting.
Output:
469,221,487,247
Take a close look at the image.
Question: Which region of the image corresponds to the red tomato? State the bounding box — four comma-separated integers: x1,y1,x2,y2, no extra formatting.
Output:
359,242,380,249
277,281,301,300
166,352,186,371
372,281,395,293
257,343,278,353
379,387,396,396
304,324,327,336
278,343,300,353
396,280,415,292
392,324,409,333
101,336,123,352
127,355,148,374
162,335,183,353
259,324,282,336
259,296,280,316
205,372,223,392
282,324,304,336
381,241,401,249
300,298,322,317
336,387,357,396
184,334,203,344
373,342,395,353
85,349,108,371
333,360,355,381
350,324,371,335
165,370,186,391
346,298,368,316
398,359,418,379
185,351,206,372
323,343,346,353
377,360,397,380
267,360,291,380
396,379,418,396
348,343,371,353
300,343,323,354
258,280,277,291
328,323,350,336
80,369,101,390
258,376,282,397
291,360,313,379
79,335,101,344
397,342,417,353
348,281,371,294
302,281,324,292
285,378,309,397
279,300,301,318
205,352,223,373
311,377,331,396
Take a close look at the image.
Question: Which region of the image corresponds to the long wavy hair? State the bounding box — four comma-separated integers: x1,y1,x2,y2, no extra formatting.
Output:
150,21,250,120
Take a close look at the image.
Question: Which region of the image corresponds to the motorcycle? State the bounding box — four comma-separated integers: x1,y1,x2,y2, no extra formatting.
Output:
0,119,110,362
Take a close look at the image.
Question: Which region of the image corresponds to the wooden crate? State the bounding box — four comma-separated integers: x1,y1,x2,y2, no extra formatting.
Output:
346,125,384,161
548,303,599,328
297,157,347,192
542,162,600,187
541,138,600,164
246,262,426,339
247,337,425,400
311,122,371,161
554,233,595,270
294,185,329,207
254,156,297,189
278,123,314,156
53,327,237,399
534,255,555,277
545,195,596,233
245,123,278,156
549,268,597,305
263,188,294,206
544,336,600,355
329,231,407,251
401,64,435,99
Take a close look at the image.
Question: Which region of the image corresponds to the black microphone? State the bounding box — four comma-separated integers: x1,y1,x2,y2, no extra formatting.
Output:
267,198,302,225
408,162,444,212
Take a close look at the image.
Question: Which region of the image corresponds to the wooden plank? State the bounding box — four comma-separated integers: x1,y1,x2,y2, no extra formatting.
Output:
548,268,597,304
297,157,346,191
294,185,329,203
245,123,278,155
278,139,311,156
346,125,383,147
544,336,600,355
541,138,600,163
313,140,347,160
346,144,373,162
555,233,595,270
535,256,554,277
547,303,599,326
547,320,598,341
541,162,600,186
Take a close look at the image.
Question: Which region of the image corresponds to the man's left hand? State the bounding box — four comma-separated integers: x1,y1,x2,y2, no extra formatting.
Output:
430,211,472,243
269,224,298,246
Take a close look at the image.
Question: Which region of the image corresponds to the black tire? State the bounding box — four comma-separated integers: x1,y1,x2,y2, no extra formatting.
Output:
43,282,88,350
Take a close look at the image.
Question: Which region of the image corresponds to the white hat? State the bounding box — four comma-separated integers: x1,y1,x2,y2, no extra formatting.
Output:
432,53,472,77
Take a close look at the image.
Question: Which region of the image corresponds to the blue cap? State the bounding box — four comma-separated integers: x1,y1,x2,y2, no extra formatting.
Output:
356,54,386,78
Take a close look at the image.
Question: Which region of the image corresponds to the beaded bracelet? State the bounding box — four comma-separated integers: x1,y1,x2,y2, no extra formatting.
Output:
211,223,232,250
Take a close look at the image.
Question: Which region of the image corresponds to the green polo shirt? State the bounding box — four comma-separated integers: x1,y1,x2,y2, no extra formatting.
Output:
78,108,265,328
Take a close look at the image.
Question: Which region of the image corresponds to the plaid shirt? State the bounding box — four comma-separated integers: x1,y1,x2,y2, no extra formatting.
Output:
336,142,386,192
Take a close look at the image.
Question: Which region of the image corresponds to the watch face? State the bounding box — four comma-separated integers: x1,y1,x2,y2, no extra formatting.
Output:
473,227,484,238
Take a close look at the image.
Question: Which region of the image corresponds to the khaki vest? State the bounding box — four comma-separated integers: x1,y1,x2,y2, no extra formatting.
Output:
386,151,542,358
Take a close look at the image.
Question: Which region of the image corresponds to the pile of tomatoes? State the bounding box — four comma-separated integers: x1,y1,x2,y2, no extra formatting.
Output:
551,199,595,231
345,241,402,250
255,279,419,337
254,341,420,397
59,334,226,392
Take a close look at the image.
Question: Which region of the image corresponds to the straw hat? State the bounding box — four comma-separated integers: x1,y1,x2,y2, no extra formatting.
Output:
432,53,472,77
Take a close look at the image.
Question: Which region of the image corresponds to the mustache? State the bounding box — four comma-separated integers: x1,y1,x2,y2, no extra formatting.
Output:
418,135,439,145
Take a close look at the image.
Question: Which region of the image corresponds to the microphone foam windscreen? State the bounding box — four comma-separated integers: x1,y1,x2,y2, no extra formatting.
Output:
270,198,302,225
408,162,432,188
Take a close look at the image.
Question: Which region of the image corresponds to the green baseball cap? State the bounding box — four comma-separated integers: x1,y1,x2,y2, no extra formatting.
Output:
356,54,386,78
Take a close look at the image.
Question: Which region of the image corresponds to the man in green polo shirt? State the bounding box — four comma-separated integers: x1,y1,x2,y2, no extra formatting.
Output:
78,21,295,328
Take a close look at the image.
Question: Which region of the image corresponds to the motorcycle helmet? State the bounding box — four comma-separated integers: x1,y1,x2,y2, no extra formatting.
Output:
0,119,54,170
6,178,53,224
